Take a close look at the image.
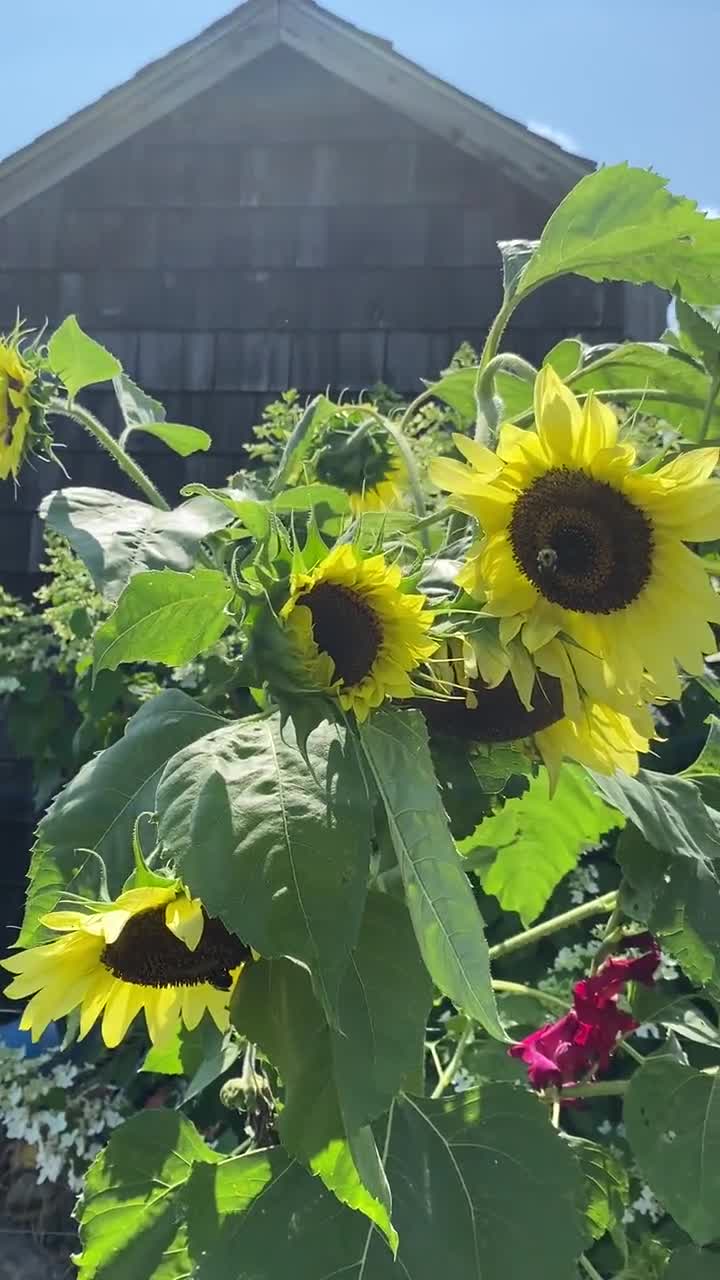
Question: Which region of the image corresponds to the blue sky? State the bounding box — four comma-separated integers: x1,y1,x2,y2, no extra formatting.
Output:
8,0,720,211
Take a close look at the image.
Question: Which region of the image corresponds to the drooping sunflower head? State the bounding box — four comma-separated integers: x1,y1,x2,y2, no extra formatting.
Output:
315,426,404,513
431,365,720,701
3,884,250,1048
281,543,436,721
0,337,37,481
535,699,653,787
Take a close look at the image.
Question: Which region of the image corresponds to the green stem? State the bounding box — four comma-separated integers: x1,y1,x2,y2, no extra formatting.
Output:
380,416,427,522
475,353,537,445
579,1253,606,1280
619,1040,646,1066
478,296,520,370
431,1017,474,1099
698,364,720,443
398,386,435,433
561,1079,629,1099
491,980,568,1013
48,397,169,510
488,892,618,962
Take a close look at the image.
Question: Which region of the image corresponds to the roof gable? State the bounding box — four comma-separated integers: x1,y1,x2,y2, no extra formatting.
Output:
0,0,593,218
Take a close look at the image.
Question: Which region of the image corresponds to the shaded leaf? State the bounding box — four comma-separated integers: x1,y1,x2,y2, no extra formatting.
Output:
113,373,166,427
544,337,583,378
157,714,371,1022
130,422,212,456
76,1109,219,1280
571,342,720,442
463,765,621,925
359,708,504,1039
590,766,720,862
625,1057,720,1245
41,487,233,601
22,691,224,944
180,483,270,539
665,1246,720,1278
676,299,720,371
93,569,232,674
185,1085,585,1280
567,1136,629,1248
518,164,720,303
48,315,121,399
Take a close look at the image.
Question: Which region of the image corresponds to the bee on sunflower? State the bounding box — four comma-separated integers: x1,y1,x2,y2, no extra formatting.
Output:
2,883,250,1048
280,543,436,722
430,366,720,705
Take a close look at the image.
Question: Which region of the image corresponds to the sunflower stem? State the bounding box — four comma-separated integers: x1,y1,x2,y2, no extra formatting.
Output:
579,1253,606,1280
48,397,169,510
488,892,618,962
490,980,568,1013
698,363,720,443
478,295,520,370
474,353,537,445
431,1016,474,1098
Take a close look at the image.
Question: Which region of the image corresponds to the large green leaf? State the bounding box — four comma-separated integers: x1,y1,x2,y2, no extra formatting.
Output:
22,691,224,944
156,714,371,1021
462,765,621,925
675,300,720,372
76,1109,219,1280
48,314,121,399
185,1086,585,1280
571,343,720,442
517,164,720,303
625,1058,720,1245
590,766,720,862
426,367,476,422
232,950,398,1246
93,569,232,674
359,708,503,1039
113,372,166,428
666,1247,720,1278
618,827,720,993
41,487,233,601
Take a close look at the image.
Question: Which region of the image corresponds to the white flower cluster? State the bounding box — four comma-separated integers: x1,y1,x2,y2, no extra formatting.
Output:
567,859,600,905
0,1047,128,1192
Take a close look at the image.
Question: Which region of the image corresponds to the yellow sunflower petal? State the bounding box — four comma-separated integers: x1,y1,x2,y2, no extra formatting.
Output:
165,896,204,952
533,365,581,464
101,980,146,1049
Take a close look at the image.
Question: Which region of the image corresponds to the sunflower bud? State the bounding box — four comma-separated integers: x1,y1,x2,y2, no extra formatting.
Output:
0,328,53,482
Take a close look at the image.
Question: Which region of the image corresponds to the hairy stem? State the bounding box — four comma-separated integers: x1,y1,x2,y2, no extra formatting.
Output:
475,353,537,445
491,980,567,1013
48,397,169,510
698,364,720,443
488,891,618,962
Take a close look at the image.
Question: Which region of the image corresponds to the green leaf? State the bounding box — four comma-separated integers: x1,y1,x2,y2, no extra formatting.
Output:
498,238,540,299
666,1246,720,1278
426,367,476,422
180,483,270,539
618,826,720,992
157,714,371,1021
185,1085,585,1280
22,691,224,943
625,1058,720,1245
271,394,338,492
76,1109,219,1280
675,299,720,371
113,372,166,427
359,708,504,1039
93,569,232,674
567,1136,629,1249
590,766,720,862
141,1018,223,1078
48,314,121,399
571,342,720,442
130,422,212,456
518,164,720,303
41,487,233,601
544,337,583,378
463,764,621,925
233,952,398,1244
271,482,350,514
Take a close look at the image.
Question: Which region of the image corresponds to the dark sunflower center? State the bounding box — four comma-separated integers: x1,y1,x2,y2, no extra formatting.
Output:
509,467,653,613
413,673,564,743
101,907,250,990
297,580,382,686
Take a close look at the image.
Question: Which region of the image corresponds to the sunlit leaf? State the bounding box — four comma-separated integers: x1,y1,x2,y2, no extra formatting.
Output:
518,164,720,303
93,569,232,674
48,314,121,399
130,422,212,456
571,342,720,441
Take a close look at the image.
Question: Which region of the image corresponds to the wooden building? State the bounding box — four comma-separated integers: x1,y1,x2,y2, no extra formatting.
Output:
0,0,665,934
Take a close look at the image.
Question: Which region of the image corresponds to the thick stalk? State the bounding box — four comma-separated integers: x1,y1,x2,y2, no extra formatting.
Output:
48,397,169,510
488,891,618,962
474,353,537,445
491,980,567,1013
478,296,519,370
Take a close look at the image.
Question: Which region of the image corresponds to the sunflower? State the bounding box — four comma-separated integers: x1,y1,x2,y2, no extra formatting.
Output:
0,339,35,481
315,426,405,513
431,366,720,702
281,543,436,721
2,885,250,1048
535,700,653,785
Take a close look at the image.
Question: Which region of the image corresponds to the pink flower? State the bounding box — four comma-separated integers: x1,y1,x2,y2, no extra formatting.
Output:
509,934,661,1090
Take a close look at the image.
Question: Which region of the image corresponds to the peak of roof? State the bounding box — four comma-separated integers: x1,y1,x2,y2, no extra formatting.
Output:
0,0,593,218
